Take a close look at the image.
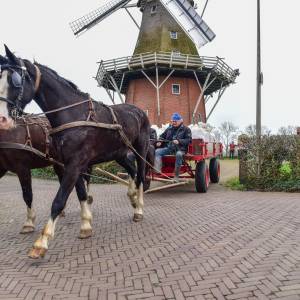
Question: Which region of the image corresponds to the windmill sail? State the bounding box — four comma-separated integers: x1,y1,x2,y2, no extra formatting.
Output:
159,0,216,48
70,0,132,36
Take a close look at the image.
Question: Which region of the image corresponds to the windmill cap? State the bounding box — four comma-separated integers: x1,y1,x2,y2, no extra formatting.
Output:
171,113,182,121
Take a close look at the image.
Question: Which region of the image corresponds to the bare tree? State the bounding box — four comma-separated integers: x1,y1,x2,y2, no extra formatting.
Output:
244,124,271,136
212,129,222,143
206,123,222,143
277,125,297,135
205,123,214,133
219,121,239,156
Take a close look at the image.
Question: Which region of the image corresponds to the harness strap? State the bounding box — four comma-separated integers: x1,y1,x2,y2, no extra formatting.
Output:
23,118,33,148
44,126,51,158
49,121,122,135
0,142,64,167
86,97,96,122
106,106,118,124
34,64,42,93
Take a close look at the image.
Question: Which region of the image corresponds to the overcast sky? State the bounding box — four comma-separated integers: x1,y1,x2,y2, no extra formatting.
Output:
1,0,299,132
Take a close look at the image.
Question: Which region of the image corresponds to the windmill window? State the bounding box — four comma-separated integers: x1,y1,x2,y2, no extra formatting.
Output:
170,31,178,39
172,84,180,95
151,5,157,14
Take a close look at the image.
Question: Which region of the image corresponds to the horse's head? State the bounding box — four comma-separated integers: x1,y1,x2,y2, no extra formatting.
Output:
0,45,38,130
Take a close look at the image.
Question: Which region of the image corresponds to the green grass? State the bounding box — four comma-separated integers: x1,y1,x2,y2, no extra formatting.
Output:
223,177,246,191
220,157,239,161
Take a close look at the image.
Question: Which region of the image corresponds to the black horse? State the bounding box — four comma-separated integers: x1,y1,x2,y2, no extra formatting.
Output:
0,116,92,234
0,45,150,258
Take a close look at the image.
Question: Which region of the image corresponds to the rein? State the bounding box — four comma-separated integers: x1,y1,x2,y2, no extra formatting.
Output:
29,98,122,135
0,142,63,167
0,96,16,106
31,99,92,117
2,60,173,180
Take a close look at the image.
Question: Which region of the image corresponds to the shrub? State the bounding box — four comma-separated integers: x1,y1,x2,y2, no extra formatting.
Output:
224,177,246,191
90,161,125,184
279,161,292,180
240,135,300,191
31,166,56,180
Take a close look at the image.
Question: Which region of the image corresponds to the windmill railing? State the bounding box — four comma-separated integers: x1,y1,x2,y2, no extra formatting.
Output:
97,52,237,81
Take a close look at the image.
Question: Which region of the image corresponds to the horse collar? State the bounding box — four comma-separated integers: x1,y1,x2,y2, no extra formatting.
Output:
33,64,41,93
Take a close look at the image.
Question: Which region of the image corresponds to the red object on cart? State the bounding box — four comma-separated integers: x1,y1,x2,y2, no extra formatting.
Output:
149,139,222,193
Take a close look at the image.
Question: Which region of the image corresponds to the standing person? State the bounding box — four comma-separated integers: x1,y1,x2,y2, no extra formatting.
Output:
154,113,192,181
229,141,236,159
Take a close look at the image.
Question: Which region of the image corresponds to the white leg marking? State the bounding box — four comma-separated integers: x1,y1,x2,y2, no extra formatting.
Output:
127,177,136,196
134,183,144,215
23,207,36,228
80,201,92,232
127,177,138,206
33,218,58,250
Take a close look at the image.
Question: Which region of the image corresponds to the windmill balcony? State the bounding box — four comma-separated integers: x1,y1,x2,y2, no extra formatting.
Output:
96,51,238,95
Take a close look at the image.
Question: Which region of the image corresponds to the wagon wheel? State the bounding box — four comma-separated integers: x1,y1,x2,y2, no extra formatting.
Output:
209,158,220,183
195,161,209,193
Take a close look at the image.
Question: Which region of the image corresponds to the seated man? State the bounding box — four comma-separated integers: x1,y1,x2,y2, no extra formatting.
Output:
155,113,192,181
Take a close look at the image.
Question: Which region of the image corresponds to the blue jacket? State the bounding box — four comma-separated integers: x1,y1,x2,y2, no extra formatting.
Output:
160,124,192,152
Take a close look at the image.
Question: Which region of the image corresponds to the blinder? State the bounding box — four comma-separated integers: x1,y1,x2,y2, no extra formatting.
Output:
0,62,28,114
11,70,23,88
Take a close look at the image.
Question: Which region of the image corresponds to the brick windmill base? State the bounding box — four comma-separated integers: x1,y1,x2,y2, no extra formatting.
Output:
97,51,237,126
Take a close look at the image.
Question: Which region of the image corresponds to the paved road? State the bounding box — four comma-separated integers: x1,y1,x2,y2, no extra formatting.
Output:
1,166,300,299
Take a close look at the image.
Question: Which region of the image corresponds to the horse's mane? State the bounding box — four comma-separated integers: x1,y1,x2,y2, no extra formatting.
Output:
35,62,89,98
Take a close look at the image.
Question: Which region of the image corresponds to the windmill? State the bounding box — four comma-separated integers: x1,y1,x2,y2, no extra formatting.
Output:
70,0,238,125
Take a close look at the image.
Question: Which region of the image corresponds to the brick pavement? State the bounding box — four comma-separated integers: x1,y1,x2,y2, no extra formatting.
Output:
1,175,300,299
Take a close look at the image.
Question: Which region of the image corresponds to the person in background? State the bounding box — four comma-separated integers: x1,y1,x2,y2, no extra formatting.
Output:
229,141,236,159
154,113,192,181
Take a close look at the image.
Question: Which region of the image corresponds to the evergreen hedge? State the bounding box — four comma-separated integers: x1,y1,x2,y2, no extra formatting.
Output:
240,135,300,191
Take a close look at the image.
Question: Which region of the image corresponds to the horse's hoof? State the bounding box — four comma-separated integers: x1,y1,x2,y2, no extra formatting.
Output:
79,229,92,239
60,211,66,217
28,247,47,259
87,195,93,205
133,214,143,222
20,226,35,234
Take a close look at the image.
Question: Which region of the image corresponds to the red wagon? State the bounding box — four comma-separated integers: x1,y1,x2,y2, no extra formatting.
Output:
146,139,223,193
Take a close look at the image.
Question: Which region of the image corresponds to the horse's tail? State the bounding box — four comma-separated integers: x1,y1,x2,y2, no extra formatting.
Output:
146,145,155,169
143,144,155,191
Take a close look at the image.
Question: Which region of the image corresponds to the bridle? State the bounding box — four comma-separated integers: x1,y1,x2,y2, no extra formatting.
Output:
0,59,41,118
